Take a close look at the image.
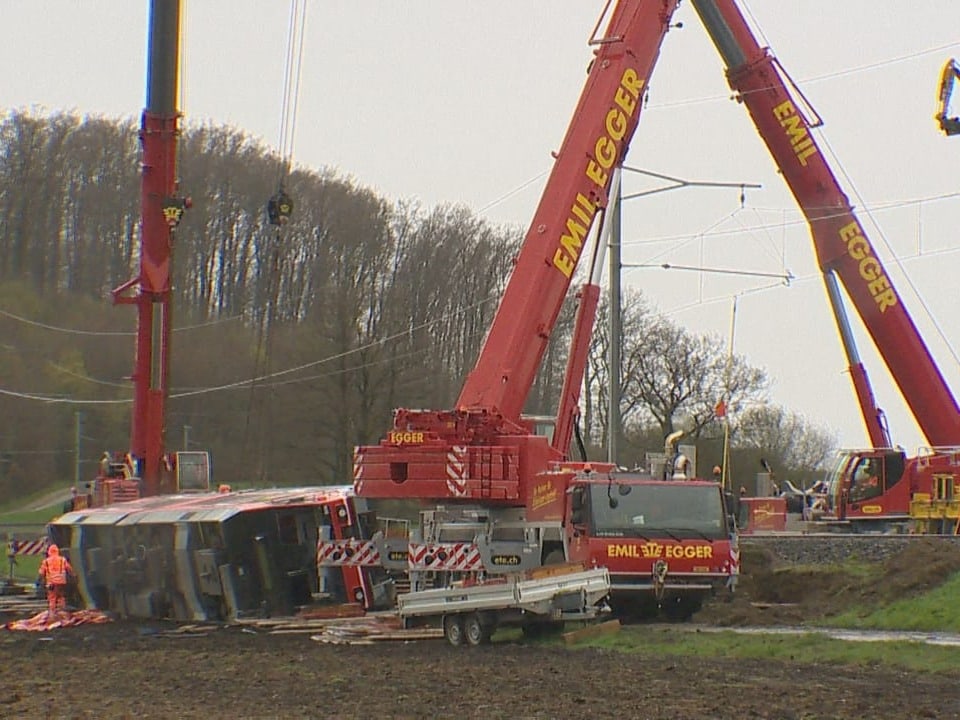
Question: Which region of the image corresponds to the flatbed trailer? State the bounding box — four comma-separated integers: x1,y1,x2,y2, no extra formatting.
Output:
397,565,610,646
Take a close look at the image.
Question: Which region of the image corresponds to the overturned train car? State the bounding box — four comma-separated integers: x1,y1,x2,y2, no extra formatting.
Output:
48,487,394,621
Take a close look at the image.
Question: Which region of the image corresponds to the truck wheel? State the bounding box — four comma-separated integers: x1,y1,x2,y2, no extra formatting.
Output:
464,612,493,646
443,614,465,646
610,596,658,623
521,623,544,639
543,549,565,566
661,596,702,622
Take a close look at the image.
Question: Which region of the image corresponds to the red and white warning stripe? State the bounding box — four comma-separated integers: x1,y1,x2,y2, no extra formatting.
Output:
445,446,468,497
316,538,381,567
353,447,364,493
729,543,741,573
408,542,483,572
7,538,47,556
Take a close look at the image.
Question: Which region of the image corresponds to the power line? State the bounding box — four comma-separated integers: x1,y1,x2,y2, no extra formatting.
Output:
646,40,960,112
0,291,501,405
620,190,960,248
0,308,243,336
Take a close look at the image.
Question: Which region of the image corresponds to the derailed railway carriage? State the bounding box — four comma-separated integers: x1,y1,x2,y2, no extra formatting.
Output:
49,487,393,621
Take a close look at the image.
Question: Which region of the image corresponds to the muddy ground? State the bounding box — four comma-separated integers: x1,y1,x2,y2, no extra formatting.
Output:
2,540,960,720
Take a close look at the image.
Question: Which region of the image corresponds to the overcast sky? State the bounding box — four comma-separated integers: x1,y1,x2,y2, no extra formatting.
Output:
3,1,960,460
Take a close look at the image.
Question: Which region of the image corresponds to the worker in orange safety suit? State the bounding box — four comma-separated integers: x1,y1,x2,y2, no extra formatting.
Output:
38,544,73,613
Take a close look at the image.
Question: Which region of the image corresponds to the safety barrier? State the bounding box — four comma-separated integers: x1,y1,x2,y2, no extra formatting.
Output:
6,538,48,556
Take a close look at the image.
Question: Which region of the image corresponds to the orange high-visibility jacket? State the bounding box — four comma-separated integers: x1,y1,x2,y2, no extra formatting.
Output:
39,546,72,586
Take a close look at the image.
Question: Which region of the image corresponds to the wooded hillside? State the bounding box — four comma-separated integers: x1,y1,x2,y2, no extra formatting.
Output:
0,111,829,503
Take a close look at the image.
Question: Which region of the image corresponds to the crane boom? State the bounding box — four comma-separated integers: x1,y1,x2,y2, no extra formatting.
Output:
111,0,188,496
456,0,678,422
356,0,680,503
691,0,960,448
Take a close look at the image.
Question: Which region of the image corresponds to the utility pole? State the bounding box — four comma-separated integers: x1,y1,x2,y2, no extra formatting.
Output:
183,425,191,451
607,176,622,466
74,411,82,487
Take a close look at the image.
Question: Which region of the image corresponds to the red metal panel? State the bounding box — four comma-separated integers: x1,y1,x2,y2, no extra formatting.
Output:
739,497,787,534
355,444,522,502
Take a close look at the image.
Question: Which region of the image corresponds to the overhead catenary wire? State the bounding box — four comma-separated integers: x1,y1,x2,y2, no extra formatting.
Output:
275,0,308,185
245,0,308,482
619,190,960,248
814,131,960,369
645,39,960,112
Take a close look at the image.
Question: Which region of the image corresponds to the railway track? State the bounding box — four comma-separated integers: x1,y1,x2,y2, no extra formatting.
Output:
742,530,957,566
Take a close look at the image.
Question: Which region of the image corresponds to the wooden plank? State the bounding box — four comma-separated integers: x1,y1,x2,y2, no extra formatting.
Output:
525,562,585,580
749,602,798,609
296,604,365,620
562,619,621,645
364,630,444,641
264,620,333,630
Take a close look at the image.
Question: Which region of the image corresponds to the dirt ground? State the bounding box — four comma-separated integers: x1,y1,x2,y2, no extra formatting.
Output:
2,540,960,720
698,537,960,628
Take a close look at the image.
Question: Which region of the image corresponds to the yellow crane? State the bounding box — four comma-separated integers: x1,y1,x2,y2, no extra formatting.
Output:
936,58,960,135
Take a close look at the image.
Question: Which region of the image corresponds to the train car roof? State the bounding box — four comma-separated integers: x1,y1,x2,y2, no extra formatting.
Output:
49,485,355,527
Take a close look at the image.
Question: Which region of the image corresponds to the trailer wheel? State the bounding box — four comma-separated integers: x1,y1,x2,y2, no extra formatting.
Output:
521,621,563,640
443,614,465,646
661,596,702,622
464,612,493,646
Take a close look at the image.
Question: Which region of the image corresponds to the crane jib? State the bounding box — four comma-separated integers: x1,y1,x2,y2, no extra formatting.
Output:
553,66,645,279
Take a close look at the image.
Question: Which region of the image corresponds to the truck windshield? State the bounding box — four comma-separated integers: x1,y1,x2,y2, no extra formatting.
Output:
824,452,851,511
588,483,728,540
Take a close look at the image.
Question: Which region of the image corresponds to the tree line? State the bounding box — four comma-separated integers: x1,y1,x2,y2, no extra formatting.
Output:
0,110,835,503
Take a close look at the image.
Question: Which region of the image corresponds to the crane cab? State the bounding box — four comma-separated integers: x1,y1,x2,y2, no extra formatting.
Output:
823,449,909,530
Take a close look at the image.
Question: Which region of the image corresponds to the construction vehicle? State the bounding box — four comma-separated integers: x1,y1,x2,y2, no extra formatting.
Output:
318,0,739,623
936,58,960,136
690,1,960,532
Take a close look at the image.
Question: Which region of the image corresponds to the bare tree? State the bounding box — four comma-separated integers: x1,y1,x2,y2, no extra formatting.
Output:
732,404,837,478
619,311,766,440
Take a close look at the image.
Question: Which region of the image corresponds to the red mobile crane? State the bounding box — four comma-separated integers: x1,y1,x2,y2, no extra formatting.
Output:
321,0,738,624
690,0,960,531
67,0,212,511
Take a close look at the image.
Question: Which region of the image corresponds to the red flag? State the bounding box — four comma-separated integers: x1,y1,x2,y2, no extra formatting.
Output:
714,400,727,418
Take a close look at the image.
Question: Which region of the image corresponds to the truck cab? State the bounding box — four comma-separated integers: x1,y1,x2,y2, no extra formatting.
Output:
823,449,910,531
552,469,737,620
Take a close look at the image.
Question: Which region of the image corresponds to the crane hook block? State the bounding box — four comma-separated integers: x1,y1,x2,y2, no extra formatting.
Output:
268,190,294,226
162,197,190,228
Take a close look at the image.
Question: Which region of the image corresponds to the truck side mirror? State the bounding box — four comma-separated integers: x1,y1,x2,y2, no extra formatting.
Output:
570,487,586,526
724,491,738,531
